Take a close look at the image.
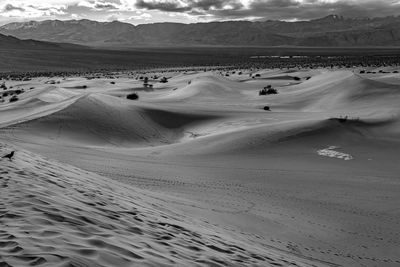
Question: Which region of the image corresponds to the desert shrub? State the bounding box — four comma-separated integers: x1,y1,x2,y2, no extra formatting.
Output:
393,70,399,73
259,87,278,95
160,77,168,83
110,81,115,84
293,76,301,81
255,74,261,77
337,116,348,123
263,106,270,111
2,92,8,97
15,89,22,95
143,77,149,87
73,85,87,89
126,93,139,100
9,95,18,102
359,70,365,74
0,83,6,90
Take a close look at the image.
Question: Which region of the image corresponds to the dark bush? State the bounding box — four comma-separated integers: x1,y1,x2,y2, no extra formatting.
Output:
337,116,348,123
126,93,139,100
259,87,278,95
293,76,301,81
9,95,18,102
110,81,115,84
359,70,365,74
263,106,270,111
160,77,168,83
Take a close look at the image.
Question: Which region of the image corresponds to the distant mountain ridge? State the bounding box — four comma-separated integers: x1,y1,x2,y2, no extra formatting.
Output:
0,33,71,49
2,15,400,47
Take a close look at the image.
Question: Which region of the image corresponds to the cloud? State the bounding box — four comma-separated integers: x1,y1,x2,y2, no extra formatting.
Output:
135,0,190,12
3,4,25,12
95,3,117,9
1,0,400,24
133,0,400,21
135,0,243,14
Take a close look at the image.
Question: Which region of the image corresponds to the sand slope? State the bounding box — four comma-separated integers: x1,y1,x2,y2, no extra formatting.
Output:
0,144,321,267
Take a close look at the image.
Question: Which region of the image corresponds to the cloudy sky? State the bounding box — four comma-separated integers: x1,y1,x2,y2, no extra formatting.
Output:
1,0,400,25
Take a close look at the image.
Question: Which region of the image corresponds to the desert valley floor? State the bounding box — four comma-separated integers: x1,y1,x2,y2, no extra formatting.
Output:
0,68,399,267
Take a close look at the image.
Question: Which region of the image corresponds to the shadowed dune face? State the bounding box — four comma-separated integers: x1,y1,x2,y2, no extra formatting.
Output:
3,94,223,147
1,69,400,267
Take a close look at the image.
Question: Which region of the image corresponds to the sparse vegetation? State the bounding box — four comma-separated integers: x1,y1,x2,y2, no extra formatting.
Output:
9,95,19,102
331,116,360,123
126,92,139,100
263,106,270,111
259,85,278,95
160,77,168,83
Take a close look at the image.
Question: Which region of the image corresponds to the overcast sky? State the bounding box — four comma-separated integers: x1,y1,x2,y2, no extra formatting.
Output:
1,0,400,25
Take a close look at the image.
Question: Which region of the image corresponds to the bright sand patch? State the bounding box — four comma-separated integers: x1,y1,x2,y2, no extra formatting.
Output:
317,146,354,160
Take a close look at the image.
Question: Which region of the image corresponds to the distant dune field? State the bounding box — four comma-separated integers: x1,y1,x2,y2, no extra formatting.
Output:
1,46,400,73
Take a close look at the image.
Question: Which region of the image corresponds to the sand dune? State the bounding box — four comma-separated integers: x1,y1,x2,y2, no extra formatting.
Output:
4,93,224,147
1,69,400,266
0,144,320,267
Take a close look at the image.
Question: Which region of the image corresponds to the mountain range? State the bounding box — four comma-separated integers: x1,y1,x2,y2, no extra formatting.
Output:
1,15,400,47
0,32,84,50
